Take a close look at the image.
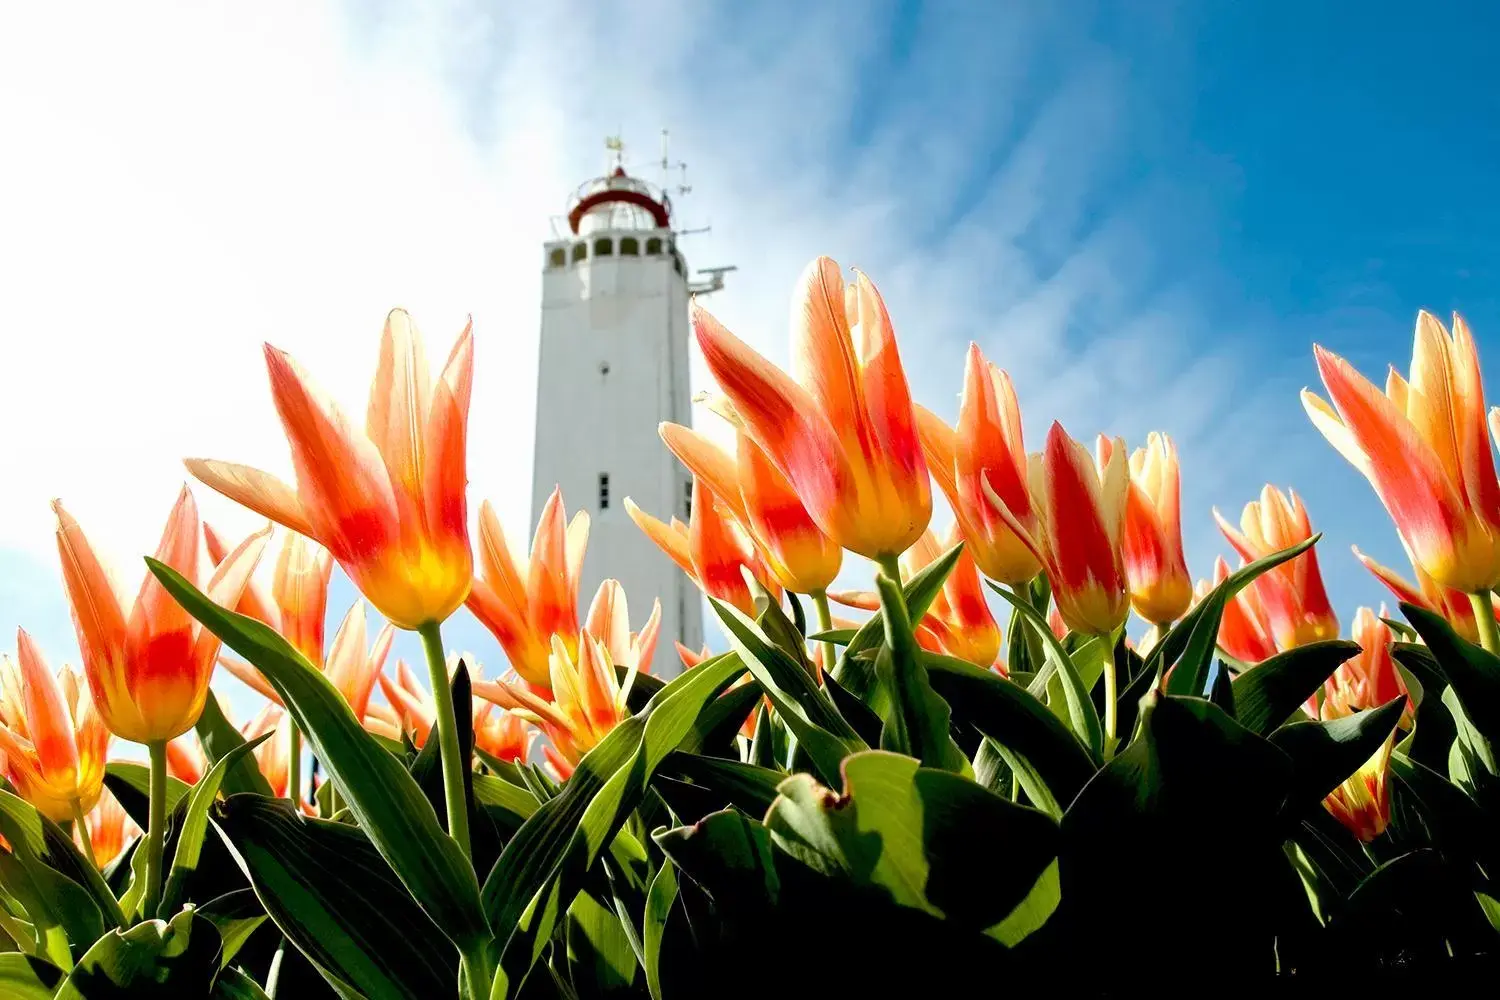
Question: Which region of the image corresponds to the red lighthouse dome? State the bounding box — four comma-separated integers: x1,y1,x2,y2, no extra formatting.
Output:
566,165,672,235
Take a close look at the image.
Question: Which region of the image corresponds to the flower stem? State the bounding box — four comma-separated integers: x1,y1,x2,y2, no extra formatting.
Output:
1471,592,1500,654
812,590,835,675
143,740,168,918
1102,652,1118,747
418,620,471,859
461,945,494,1000
70,798,97,870
288,725,302,807
876,553,903,584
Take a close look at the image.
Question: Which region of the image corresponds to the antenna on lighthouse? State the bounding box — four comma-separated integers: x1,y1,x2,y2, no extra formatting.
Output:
659,129,691,198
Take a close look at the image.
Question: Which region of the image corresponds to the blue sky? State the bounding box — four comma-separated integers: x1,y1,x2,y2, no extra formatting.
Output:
0,1,1497,724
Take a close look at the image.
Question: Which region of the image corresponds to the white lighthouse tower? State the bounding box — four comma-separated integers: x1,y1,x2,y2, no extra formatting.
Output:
532,138,728,670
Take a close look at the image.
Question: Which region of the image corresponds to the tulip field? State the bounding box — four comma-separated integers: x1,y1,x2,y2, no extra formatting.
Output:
2,256,1499,996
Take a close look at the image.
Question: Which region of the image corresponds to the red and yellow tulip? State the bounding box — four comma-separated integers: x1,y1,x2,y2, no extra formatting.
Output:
187,309,474,630
53,489,269,744
1115,433,1192,625
165,732,207,786
1320,607,1409,723
1322,737,1394,843
1304,312,1500,594
1214,487,1339,650
692,257,930,560
915,344,1041,585
627,480,779,616
1353,545,1497,646
988,423,1129,636
467,489,588,690
659,422,842,594
374,654,535,764
1195,557,1278,664
0,632,110,822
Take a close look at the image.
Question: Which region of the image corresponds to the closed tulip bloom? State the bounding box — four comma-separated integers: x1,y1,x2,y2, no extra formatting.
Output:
54,489,269,744
1304,312,1500,594
584,579,661,676
915,344,1041,585
467,489,588,690
1323,737,1394,843
1353,545,1495,646
693,257,931,559
659,422,842,594
80,790,139,870
187,309,474,630
0,632,110,822
1112,433,1192,625
988,423,1129,636
1195,557,1278,664
627,480,778,616
223,601,394,720
1214,487,1339,649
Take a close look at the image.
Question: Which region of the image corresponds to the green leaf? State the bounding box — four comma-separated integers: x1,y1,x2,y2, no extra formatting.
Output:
566,890,636,994
1388,750,1499,871
873,573,966,772
652,808,780,906
1389,643,1456,771
196,692,276,797
1230,640,1361,736
0,789,127,931
821,668,884,748
923,652,1096,809
834,546,965,698
989,859,1060,947
159,735,269,918
0,791,107,960
1402,601,1500,745
1269,698,1406,809
807,628,857,645
654,752,784,816
55,908,222,999
986,582,1103,760
0,953,63,1000
212,966,272,1000
212,794,457,1000
147,558,489,953
642,862,677,1000
672,679,762,757
196,890,265,969
104,762,191,829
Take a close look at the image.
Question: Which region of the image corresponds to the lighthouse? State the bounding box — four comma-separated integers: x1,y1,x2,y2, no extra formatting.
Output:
531,138,729,670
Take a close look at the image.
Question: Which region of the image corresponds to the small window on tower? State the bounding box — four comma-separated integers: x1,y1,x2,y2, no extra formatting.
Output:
547,248,566,269
620,237,639,256
599,360,610,377
594,237,613,256
572,242,587,263
683,480,693,517
645,237,663,255
598,473,610,510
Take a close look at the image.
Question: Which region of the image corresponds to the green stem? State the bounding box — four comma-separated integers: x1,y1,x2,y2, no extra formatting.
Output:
143,740,168,919
328,782,342,818
1471,592,1500,654
812,590,835,675
288,725,302,807
419,620,471,859
876,553,903,584
461,945,494,1000
70,798,98,871
1102,651,1118,747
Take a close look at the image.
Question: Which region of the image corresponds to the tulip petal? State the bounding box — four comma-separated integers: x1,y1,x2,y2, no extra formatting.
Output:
367,309,433,505
52,500,130,688
184,459,315,538
635,599,662,675
585,580,632,667
851,270,928,487
192,526,273,679
625,498,694,577
15,630,79,789
789,257,863,436
219,656,283,704
660,423,746,523
1299,390,1374,480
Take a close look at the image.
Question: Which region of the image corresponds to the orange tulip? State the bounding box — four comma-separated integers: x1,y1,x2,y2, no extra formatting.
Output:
0,632,110,822
1320,607,1409,723
187,309,474,630
627,480,779,616
659,422,842,594
915,344,1041,585
222,601,393,720
1323,736,1394,843
53,489,269,744
376,654,534,763
1352,545,1495,646
208,528,334,669
692,257,931,560
165,732,207,785
987,423,1129,636
1214,487,1338,650
1195,557,1278,664
243,703,292,798
1304,312,1500,594
80,789,139,869
467,489,588,690
472,702,537,764
1112,433,1192,625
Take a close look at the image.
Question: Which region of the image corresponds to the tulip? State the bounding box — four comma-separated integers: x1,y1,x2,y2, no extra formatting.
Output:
187,309,474,631
1110,433,1192,626
692,257,931,563
1304,314,1500,649
0,632,110,827
377,655,534,765
222,601,393,721
80,790,139,870
472,702,537,765
207,529,334,668
1214,487,1339,650
659,422,842,596
1323,736,1394,843
627,480,779,616
1320,607,1409,724
165,733,207,785
915,344,1041,585
466,489,589,690
1352,545,1497,646
1195,557,1278,664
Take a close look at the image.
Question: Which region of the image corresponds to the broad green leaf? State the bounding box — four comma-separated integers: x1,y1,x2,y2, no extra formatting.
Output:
1389,643,1455,771
159,735,268,918
104,762,191,829
1402,602,1500,745
672,680,763,756
147,559,489,952
0,791,107,961
821,667,883,747
55,908,221,999
196,890,265,969
652,808,780,905
0,953,63,1000
1388,750,1498,871
1231,640,1360,736
1269,698,1406,809
655,752,784,816
807,628,857,645
834,545,965,699
0,787,126,930
642,862,677,1000
924,652,1096,809
212,966,272,1000
989,859,1060,947
196,692,276,797
472,773,541,824
212,794,457,1000
873,574,967,773
566,890,636,994
987,583,1103,759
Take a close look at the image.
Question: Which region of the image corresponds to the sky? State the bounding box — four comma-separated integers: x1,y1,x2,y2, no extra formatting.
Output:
2,1,1498,726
